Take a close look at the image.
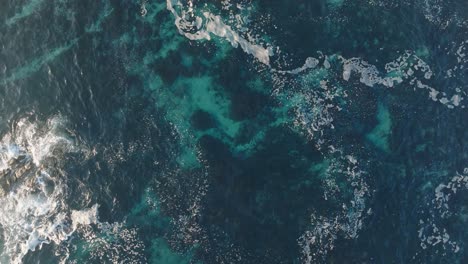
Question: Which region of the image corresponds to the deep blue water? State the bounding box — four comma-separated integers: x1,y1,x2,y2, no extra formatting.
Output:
1,0,468,263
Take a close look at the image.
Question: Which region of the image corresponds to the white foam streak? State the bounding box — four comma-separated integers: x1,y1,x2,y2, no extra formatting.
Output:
204,13,271,65
276,57,320,74
166,0,271,65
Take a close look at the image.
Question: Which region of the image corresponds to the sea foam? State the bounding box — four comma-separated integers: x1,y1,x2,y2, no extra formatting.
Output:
0,116,97,264
166,0,272,65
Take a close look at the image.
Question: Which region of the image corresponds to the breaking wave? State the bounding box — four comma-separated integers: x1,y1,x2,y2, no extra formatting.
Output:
0,116,97,264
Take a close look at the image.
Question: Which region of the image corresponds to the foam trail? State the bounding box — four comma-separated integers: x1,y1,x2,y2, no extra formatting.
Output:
275,57,320,74
166,0,271,65
166,1,465,109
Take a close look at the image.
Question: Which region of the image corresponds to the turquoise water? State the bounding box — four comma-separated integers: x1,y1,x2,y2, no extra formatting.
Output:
1,0,468,263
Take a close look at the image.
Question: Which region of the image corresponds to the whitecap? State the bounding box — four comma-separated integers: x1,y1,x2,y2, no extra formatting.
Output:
0,116,97,263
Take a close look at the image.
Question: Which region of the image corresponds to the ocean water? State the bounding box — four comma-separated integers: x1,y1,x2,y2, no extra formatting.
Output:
0,0,468,263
